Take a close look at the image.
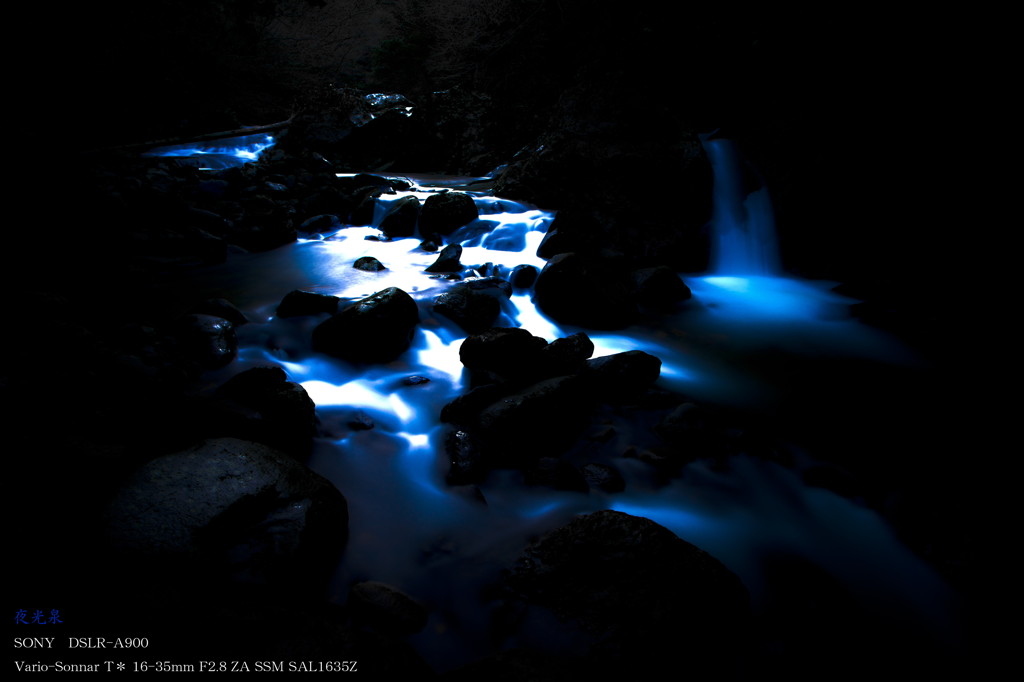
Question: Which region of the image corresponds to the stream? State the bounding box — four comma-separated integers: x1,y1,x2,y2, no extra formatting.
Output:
152,135,967,673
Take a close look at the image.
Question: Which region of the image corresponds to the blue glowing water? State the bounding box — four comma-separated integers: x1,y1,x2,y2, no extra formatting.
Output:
179,163,959,671
142,133,277,169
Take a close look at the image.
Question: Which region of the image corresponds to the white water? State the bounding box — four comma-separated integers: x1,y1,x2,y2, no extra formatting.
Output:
181,159,963,671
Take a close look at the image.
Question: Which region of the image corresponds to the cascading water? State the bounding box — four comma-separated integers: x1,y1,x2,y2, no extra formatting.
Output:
170,139,963,674
141,132,278,169
701,134,781,276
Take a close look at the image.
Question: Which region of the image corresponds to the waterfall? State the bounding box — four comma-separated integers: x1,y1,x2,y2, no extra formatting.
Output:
701,136,781,276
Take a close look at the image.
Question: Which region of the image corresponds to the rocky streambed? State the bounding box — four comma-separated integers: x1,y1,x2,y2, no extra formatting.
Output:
6,123,971,679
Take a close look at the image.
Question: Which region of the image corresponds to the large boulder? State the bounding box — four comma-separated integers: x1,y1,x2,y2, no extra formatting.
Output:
533,252,637,329
276,290,341,318
105,438,348,590
458,327,548,383
418,191,479,239
173,313,237,369
312,287,419,363
378,195,421,239
213,366,318,454
433,282,502,334
505,510,749,676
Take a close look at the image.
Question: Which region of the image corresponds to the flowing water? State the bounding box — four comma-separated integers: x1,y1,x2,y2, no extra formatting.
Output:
156,138,965,672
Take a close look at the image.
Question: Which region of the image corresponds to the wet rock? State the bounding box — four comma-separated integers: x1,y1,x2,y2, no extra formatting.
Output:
353,256,387,272
425,243,464,272
510,264,539,289
505,510,749,676
215,366,318,454
402,375,431,386
537,332,594,378
312,287,419,363
419,191,479,238
458,327,548,382
473,375,591,465
442,375,590,468
105,438,348,590
535,211,605,260
348,581,428,635
174,314,237,369
346,411,375,430
580,463,626,493
378,195,420,239
276,290,341,318
190,298,248,326
582,350,661,399
433,282,501,334
533,252,637,329
445,429,487,485
232,194,297,251
633,265,692,310
298,214,342,234
299,189,355,223
462,276,513,298
349,189,382,226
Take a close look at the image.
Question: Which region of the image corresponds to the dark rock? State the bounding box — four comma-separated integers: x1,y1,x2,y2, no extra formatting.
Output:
433,283,502,335
445,429,487,485
215,366,318,454
505,510,749,676
461,276,513,299
442,375,591,470
379,195,420,239
425,243,464,273
419,239,439,252
582,350,661,399
473,375,591,465
174,314,237,369
312,287,419,363
349,189,382,226
458,327,548,382
276,290,340,318
298,190,354,224
105,438,348,590
402,375,431,386
536,211,605,260
298,214,342,234
348,581,428,635
537,332,595,378
346,411,375,430
580,463,626,493
440,383,510,428
232,194,297,251
533,252,637,329
353,256,387,272
633,265,692,310
190,298,248,326
510,264,539,289
419,191,479,238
